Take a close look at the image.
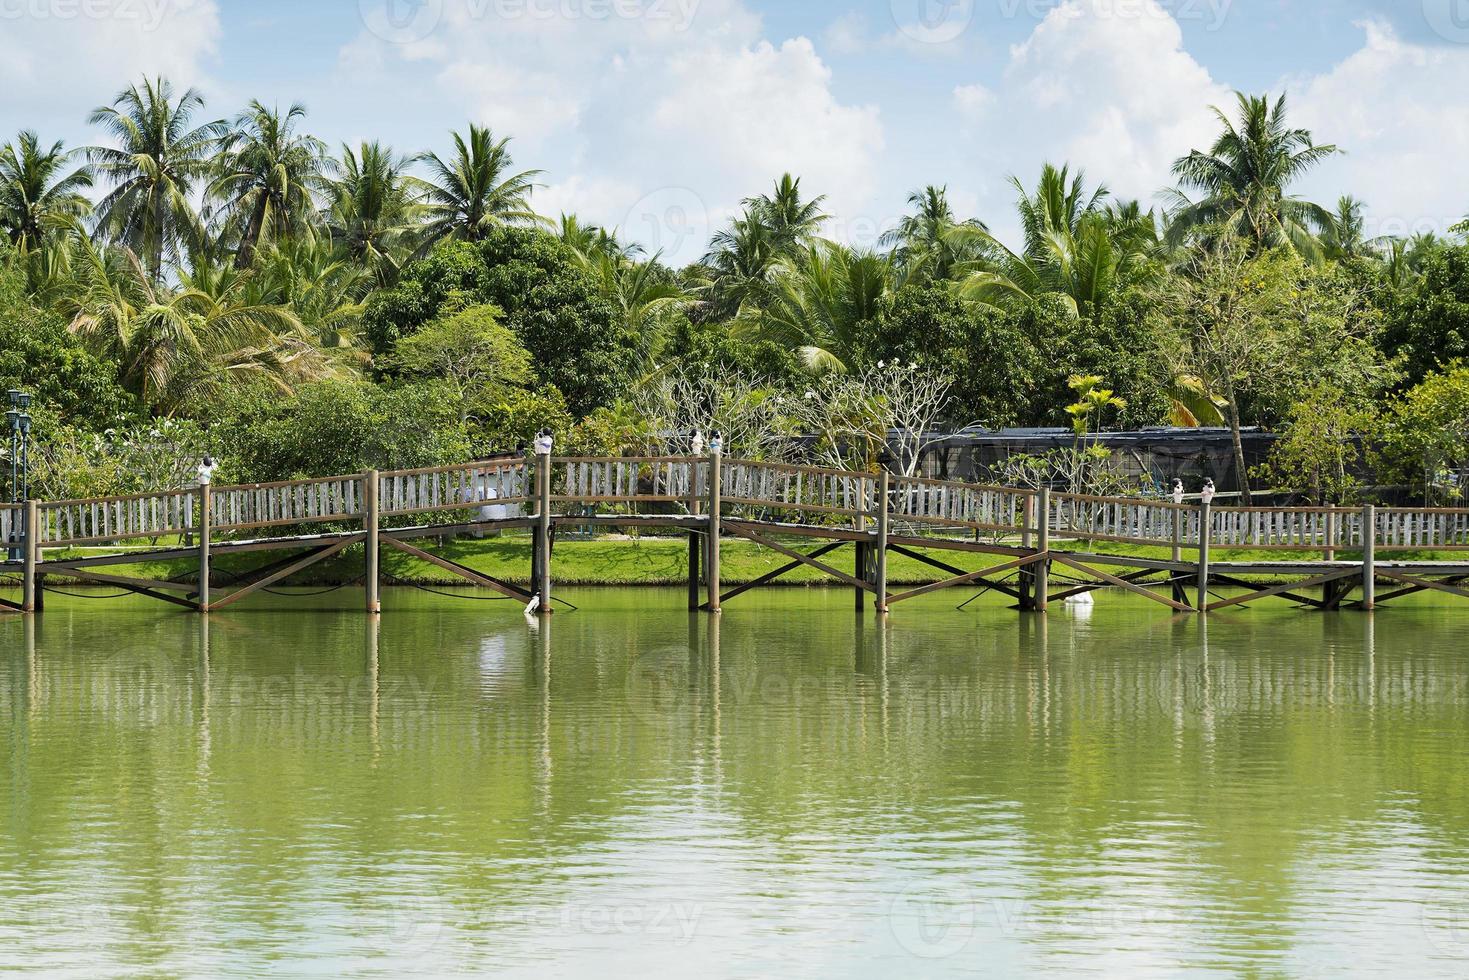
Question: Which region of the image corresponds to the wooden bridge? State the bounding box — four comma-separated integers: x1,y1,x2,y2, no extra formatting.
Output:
3,452,1469,617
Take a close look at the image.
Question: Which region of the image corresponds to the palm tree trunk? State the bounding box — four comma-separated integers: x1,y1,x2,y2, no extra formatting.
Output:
235,197,268,270
1224,394,1251,505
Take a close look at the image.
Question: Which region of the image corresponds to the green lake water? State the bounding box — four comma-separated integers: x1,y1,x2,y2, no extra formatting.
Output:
3,590,1469,977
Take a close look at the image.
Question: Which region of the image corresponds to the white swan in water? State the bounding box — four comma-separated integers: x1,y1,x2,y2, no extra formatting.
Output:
1064,591,1095,607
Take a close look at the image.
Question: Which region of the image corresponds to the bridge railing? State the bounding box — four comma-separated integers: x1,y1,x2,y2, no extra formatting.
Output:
1374,507,1469,552
1,502,20,547
380,460,531,519
890,475,1034,539
551,457,701,508
1049,493,1196,548
13,455,1469,555
721,459,875,523
210,475,363,533
36,489,199,546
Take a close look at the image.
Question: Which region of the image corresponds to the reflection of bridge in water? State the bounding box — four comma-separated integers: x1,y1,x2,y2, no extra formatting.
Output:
4,454,1469,616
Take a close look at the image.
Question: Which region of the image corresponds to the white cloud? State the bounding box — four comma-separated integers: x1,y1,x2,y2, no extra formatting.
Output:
1290,21,1469,239
953,83,993,119
0,0,221,123
997,0,1228,202
337,0,885,263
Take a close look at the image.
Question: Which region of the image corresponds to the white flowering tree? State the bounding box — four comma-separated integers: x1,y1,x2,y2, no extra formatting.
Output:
792,361,956,476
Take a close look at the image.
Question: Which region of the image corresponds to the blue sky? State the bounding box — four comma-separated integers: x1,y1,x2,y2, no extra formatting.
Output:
2,0,1467,262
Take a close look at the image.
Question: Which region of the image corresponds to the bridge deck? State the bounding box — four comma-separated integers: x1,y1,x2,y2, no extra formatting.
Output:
3,455,1468,616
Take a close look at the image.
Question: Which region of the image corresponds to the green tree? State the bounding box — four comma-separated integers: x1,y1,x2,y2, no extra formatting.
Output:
211,379,470,483
1385,244,1469,384
1254,387,1375,505
418,124,542,247
390,304,533,423
208,101,328,269
1168,93,1338,256
87,77,227,282
0,131,92,252
1378,364,1469,504
363,229,636,415
868,283,1043,427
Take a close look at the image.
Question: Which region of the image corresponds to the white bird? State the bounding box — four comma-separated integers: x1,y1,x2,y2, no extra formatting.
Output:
1201,478,1217,506
691,431,706,456
524,595,541,617
1171,479,1185,505
1064,591,1096,607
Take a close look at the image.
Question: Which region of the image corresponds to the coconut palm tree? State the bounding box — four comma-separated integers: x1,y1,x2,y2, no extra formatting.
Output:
323,141,422,286
746,173,827,251
557,213,637,264
1012,163,1108,258
253,233,372,350
1320,195,1372,262
208,101,329,269
61,236,322,413
417,124,543,247
87,77,228,283
1168,92,1338,257
880,185,988,281
0,131,93,252
738,241,892,372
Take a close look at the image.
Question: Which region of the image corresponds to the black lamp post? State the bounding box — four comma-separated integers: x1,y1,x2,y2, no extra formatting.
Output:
7,390,33,562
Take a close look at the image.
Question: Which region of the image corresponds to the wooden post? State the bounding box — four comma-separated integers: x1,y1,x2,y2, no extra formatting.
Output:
855,475,869,611
1171,506,1183,564
875,470,890,614
365,471,381,614
1324,507,1337,562
688,458,702,610
1196,503,1211,613
1034,488,1050,613
1019,493,1035,610
536,452,553,615
21,500,38,613
706,449,722,613
1362,503,1376,611
196,483,212,612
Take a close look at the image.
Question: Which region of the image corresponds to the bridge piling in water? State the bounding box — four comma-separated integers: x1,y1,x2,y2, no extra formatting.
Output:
365,470,381,615
197,483,212,613
706,450,722,614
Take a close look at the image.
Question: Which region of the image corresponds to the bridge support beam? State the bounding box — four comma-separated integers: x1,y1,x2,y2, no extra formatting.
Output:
1033,488,1050,613
198,483,211,613
19,501,38,613
706,450,722,614
535,453,552,615
1361,504,1376,611
365,470,380,615
1196,503,1211,613
874,471,890,614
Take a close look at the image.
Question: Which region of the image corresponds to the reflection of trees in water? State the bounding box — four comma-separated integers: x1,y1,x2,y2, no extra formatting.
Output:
4,598,1469,969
